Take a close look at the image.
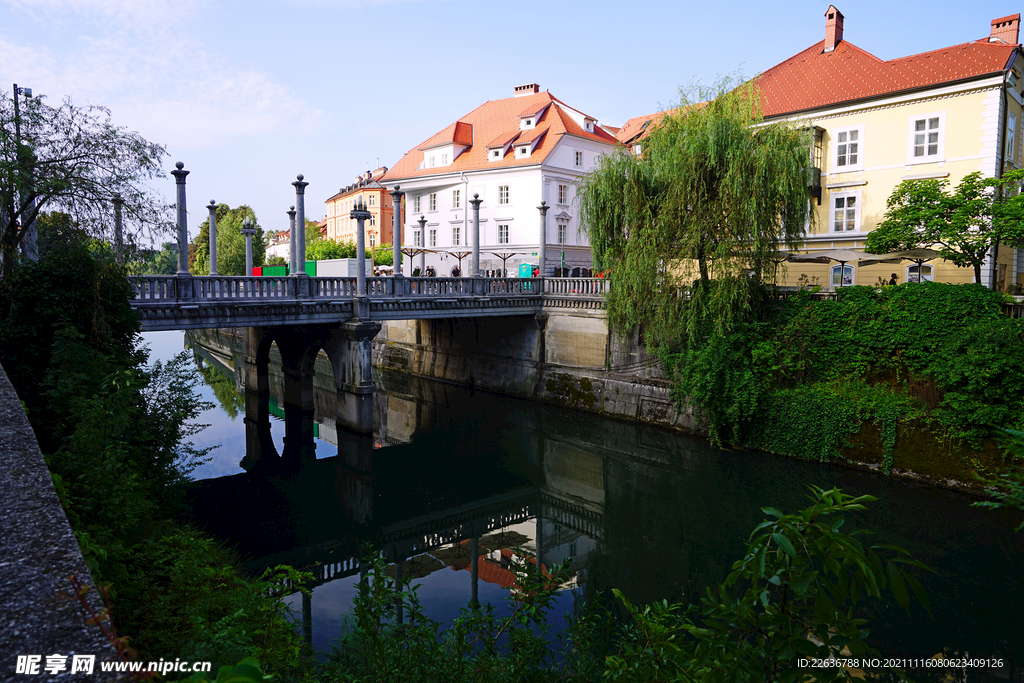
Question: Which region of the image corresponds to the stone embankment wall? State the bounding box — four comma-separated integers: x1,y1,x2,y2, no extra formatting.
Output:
371,306,701,431
0,363,122,681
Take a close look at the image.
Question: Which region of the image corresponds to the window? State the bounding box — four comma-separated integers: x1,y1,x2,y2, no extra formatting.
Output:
369,234,376,247
413,195,421,212
558,184,568,204
368,195,376,206
442,153,449,165
832,192,860,232
428,155,436,168
369,215,376,226
633,143,642,156
414,230,421,247
429,228,436,247
498,224,509,244
831,264,854,287
517,145,529,157
429,193,437,211
557,223,567,244
833,125,863,170
498,185,509,205
452,225,461,246
907,264,933,283
452,189,461,208
908,112,945,162
1008,113,1018,166
490,149,501,160
575,151,583,167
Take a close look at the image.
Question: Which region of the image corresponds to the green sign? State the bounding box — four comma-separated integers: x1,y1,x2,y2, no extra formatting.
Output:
531,252,538,256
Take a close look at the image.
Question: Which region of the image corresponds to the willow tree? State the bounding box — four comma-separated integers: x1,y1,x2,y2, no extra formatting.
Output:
578,78,813,348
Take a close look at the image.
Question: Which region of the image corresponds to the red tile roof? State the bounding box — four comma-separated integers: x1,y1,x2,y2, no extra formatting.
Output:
757,37,1018,118
383,91,618,182
615,110,672,145
418,120,474,150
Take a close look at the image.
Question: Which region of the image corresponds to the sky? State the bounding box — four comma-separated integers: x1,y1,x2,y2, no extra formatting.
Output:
1,0,1019,244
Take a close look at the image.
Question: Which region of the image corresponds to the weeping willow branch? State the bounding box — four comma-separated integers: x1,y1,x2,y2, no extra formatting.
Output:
579,76,814,350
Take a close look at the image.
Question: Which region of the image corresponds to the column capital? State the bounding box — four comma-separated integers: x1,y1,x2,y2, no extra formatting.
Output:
171,161,189,183
389,185,404,200
537,200,549,216
207,199,217,213
469,193,483,209
292,173,309,193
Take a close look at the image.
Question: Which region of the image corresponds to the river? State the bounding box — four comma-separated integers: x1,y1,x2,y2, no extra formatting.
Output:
142,328,1024,674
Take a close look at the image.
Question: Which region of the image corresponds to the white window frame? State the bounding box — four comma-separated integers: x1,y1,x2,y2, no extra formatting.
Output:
498,224,509,244
907,112,946,164
413,195,421,213
429,193,437,212
452,189,461,209
517,145,530,158
490,148,501,161
906,264,934,283
369,234,376,247
557,223,567,244
369,215,376,227
414,229,421,247
452,225,461,246
429,228,436,247
831,190,861,233
558,184,568,204
831,124,864,172
633,143,642,156
831,264,855,287
575,151,583,167
498,185,510,205
442,153,449,165
368,195,376,206
1008,113,1018,166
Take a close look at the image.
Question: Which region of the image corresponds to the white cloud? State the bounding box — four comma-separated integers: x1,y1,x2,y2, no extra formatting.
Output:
0,0,322,149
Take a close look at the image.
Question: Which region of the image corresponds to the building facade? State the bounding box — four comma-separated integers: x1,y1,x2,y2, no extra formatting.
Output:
324,166,395,250
382,84,620,277
759,6,1024,289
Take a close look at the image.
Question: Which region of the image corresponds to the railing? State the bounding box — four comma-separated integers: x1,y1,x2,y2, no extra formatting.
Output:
129,275,611,305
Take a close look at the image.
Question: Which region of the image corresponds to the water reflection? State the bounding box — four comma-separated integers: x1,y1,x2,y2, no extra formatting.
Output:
176,328,1024,668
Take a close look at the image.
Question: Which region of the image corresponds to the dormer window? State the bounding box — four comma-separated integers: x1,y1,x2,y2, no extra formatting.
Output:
517,145,530,158
584,119,594,132
490,149,502,161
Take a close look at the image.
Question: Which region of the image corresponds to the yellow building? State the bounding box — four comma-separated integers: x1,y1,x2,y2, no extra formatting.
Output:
758,6,1024,289
324,166,396,248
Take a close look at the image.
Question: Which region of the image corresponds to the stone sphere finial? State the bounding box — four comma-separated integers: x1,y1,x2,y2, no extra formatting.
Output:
473,193,479,199
175,161,184,170
297,173,304,181
290,205,295,211
540,200,547,206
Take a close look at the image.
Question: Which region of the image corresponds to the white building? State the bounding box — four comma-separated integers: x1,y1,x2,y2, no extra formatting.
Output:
382,84,620,277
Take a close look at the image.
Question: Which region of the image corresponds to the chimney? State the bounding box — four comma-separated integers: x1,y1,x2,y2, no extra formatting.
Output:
514,83,540,98
824,5,844,53
991,14,1021,44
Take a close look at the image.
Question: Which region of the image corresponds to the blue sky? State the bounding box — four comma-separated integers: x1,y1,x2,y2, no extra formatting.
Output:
1,0,1018,244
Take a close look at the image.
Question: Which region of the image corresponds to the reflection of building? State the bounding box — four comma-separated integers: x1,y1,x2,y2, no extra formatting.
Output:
382,84,620,277
324,167,395,248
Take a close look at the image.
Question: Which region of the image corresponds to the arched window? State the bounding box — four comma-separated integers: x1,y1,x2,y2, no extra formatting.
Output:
831,264,854,287
906,264,933,283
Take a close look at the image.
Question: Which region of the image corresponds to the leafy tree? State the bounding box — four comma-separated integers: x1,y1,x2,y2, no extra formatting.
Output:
0,91,169,279
129,241,180,275
307,237,360,261
866,170,1024,286
373,243,394,267
190,204,265,276
578,77,814,348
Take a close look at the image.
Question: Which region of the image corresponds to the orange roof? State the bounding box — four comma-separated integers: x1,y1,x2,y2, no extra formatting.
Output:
757,37,1018,118
615,110,672,145
383,91,618,182
418,121,474,150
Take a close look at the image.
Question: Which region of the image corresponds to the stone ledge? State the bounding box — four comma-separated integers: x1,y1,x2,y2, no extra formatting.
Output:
0,363,124,681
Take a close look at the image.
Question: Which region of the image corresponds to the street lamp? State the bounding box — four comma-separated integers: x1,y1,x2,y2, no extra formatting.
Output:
13,83,38,261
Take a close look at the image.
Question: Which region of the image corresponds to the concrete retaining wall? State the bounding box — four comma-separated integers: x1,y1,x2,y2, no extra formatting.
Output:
372,307,701,432
0,363,122,681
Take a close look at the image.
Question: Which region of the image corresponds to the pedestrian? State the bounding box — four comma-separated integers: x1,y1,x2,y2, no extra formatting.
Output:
889,273,898,286
451,265,461,277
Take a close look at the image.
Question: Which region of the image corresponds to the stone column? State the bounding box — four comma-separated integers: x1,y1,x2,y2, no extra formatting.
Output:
417,215,427,276
538,201,549,279
470,193,482,277
287,205,297,275
241,216,257,275
351,198,370,316
323,322,383,434
390,186,404,277
293,174,309,277
207,200,218,276
113,193,124,265
171,162,190,274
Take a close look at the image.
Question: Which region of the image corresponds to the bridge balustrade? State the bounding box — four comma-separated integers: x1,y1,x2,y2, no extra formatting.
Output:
316,277,359,298
544,277,609,296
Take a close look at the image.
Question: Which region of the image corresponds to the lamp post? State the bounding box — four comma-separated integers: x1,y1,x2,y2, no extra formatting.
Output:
537,201,548,279
241,216,257,275
351,197,370,302
418,215,427,276
13,84,38,261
